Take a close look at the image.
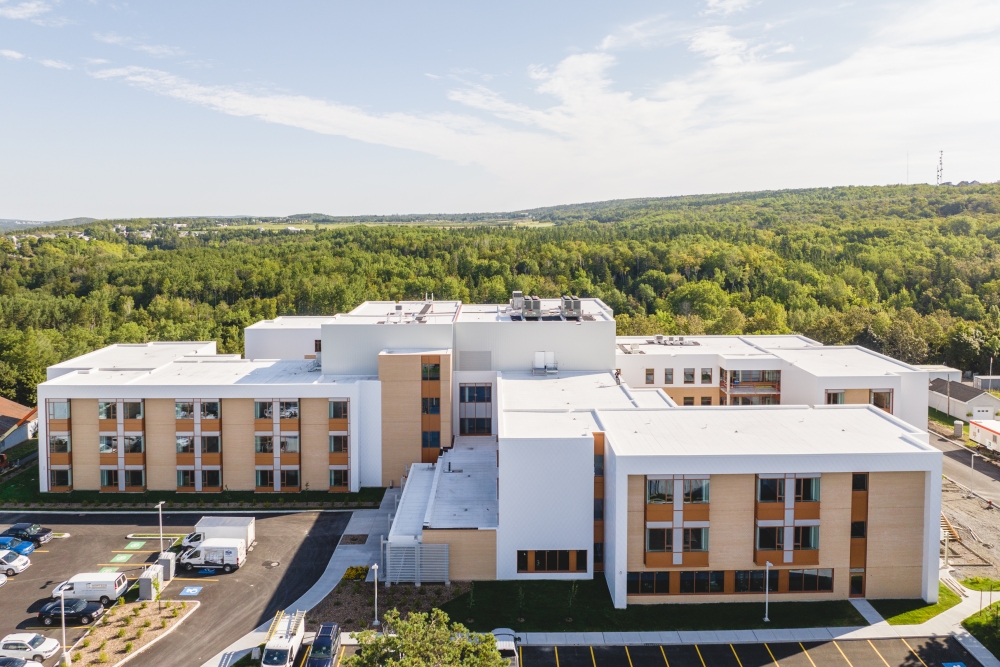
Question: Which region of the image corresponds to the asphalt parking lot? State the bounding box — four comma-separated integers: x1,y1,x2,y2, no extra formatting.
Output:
0,510,348,667
518,637,982,667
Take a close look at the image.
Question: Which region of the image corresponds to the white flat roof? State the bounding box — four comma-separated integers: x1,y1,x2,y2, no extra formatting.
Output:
48,342,216,374
629,389,676,408
457,298,614,323
500,372,636,412
245,316,339,329
424,440,498,529
334,300,461,325
389,463,435,542
614,334,819,358
769,346,920,377
503,409,602,439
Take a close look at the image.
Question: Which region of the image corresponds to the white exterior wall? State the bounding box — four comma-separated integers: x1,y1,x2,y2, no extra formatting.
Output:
453,371,500,437
454,320,615,372
321,323,453,375
358,380,383,488
897,369,931,429
600,413,623,606
929,391,1000,421
244,324,324,361
496,435,594,580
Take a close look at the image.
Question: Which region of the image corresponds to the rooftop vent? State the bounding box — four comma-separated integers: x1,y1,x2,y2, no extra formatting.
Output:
560,295,582,320
523,295,542,320
510,290,524,313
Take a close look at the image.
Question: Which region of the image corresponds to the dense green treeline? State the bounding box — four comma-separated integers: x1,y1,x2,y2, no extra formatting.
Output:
3,183,1000,404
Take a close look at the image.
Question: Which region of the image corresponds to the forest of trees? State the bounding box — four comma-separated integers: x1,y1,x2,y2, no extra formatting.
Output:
2,183,1000,405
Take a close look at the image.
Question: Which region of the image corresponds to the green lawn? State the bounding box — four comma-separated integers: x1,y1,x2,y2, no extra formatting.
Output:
437,579,868,633
868,584,960,625
0,464,385,508
929,408,970,435
963,601,1000,657
961,577,1000,592
1,438,38,462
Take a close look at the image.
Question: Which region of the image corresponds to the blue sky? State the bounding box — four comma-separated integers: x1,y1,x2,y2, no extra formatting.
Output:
1,0,999,220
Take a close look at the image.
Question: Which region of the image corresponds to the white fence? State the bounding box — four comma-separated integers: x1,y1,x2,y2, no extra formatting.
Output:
382,541,449,586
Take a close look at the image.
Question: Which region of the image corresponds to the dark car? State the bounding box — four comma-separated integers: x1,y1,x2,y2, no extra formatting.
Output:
1,525,52,546
37,598,104,626
306,622,340,667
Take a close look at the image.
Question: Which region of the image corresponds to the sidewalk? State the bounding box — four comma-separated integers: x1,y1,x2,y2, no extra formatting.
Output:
201,488,399,667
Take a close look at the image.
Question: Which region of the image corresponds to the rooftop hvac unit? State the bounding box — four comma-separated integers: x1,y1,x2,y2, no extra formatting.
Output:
655,334,664,344
511,290,524,312
523,295,542,320
560,295,582,320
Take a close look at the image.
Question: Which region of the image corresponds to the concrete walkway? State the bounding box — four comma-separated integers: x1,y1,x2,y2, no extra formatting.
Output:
201,489,399,667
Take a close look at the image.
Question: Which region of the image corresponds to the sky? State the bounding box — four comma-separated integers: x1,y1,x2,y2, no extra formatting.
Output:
1,0,999,220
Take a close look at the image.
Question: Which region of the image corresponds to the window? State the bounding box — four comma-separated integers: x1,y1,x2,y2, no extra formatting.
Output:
627,572,671,595
646,528,673,552
684,368,695,384
683,528,708,552
756,527,783,550
645,369,654,384
664,369,674,384
517,550,529,572
330,435,348,453
871,390,893,413
123,436,144,453
255,401,272,419
279,401,299,419
331,469,348,487
679,571,724,594
517,550,584,573
788,569,834,592
101,469,119,487
850,570,865,595
49,435,70,453
460,384,491,403
851,521,867,539
576,550,587,572
202,470,221,487
683,397,694,406
256,469,274,488
852,473,868,491
735,570,778,593
201,402,220,420
422,363,440,381
48,400,70,420
99,436,117,454
50,469,71,487
255,436,274,454
701,397,712,406
422,431,441,449
177,470,196,487
422,397,440,414
593,498,604,520
537,550,569,572
826,391,845,405
757,478,785,502
795,477,820,502
123,401,143,419
701,368,712,384
201,436,221,454
460,418,492,435
176,436,195,454
279,436,299,453
98,402,116,420
646,479,673,504
594,455,604,477
124,469,144,487
329,400,348,419
281,469,300,487
794,526,819,550
594,543,604,564
314,339,322,353
683,479,709,503
175,402,195,419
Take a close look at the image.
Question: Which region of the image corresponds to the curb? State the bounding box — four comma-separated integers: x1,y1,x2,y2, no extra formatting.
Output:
111,600,201,667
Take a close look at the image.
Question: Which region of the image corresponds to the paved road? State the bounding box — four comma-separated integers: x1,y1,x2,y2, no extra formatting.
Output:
0,510,349,667
927,432,1000,503
518,636,980,667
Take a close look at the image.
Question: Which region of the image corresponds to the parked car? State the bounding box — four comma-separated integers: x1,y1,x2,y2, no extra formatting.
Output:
0,634,60,663
50,573,129,607
0,537,34,557
0,551,29,577
38,598,105,626
0,657,44,667
1,524,52,546
306,622,341,667
490,628,519,667
0,574,6,589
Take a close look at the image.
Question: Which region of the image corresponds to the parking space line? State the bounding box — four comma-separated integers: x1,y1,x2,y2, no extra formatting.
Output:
730,645,743,667
520,646,523,666
901,638,930,667
174,577,219,582
662,646,671,667
695,645,707,667
799,643,818,667
834,642,856,667
626,646,635,667
867,640,891,667
33,550,49,553
765,644,781,667
591,646,598,667
555,646,560,667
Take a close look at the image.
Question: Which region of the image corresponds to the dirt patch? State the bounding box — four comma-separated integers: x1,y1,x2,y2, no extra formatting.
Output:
339,534,369,545
307,579,470,633
71,599,197,666
943,478,1000,578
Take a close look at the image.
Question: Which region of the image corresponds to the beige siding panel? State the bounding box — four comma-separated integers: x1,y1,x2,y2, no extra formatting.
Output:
222,398,255,491
844,389,870,405
662,388,721,405
704,474,754,570
379,353,422,486
70,399,99,491
439,353,453,448
422,529,497,580
818,473,852,598
866,471,926,598
301,398,330,491
628,475,645,570
145,399,176,491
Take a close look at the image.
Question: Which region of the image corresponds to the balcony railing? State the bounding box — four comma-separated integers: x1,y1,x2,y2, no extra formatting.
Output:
720,380,780,395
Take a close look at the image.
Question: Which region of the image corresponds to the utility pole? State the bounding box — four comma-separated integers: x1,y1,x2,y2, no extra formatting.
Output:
937,151,944,185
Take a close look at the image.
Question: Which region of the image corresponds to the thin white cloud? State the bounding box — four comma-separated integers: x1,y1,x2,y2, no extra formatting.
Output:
0,0,49,20
704,0,754,16
0,48,24,59
39,58,72,69
83,57,110,65
94,32,184,57
599,14,684,51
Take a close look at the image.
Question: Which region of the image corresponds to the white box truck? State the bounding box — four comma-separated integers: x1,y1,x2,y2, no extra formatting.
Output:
178,538,246,573
51,573,129,606
261,610,305,667
182,516,256,549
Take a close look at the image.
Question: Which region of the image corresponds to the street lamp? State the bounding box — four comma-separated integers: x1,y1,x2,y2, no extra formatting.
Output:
155,501,165,553
372,564,380,628
59,589,70,666
764,561,773,623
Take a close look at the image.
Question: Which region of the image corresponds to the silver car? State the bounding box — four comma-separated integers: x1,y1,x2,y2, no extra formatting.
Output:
0,551,29,577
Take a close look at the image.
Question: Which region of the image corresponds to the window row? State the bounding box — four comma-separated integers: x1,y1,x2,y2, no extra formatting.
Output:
755,526,819,551
99,436,145,454
627,568,833,595
721,370,781,384
645,528,709,552
53,434,347,455
681,397,714,406
58,467,349,491
255,401,299,419
175,436,221,454
460,418,492,435
177,470,222,487
256,469,300,488
644,368,713,385
646,478,710,504
51,399,351,421
101,469,144,487
173,402,220,420
516,550,588,573
422,363,441,381
254,436,300,454
757,477,820,503
97,401,144,420
459,383,491,403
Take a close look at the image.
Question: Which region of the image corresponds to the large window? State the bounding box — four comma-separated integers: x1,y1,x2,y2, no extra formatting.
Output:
123,436,144,453
683,368,695,384
701,368,712,384
422,431,440,449
279,401,299,419
794,526,819,550
99,436,117,454
123,401,143,420
98,402,116,420
49,435,70,453
124,469,144,487
788,569,834,592
594,455,604,477
645,369,654,384
202,470,221,487
330,435,348,453
460,384,491,403
647,479,673,504
853,473,868,491
421,363,440,381
594,499,604,520
826,391,845,405
683,528,708,552
757,478,785,502
460,418,491,435
201,402,220,420
516,550,587,573
48,400,70,420
280,469,300,487
851,521,867,538
871,390,893,413
177,470,196,488
176,436,195,454
421,397,440,415
664,369,674,384
50,469,71,487
256,469,274,488
683,479,709,503
756,526,783,550
735,570,778,593
627,572,671,595
255,436,274,454
795,477,820,502
329,400,348,419
679,571,724,594
254,401,272,419
201,436,221,454
459,383,492,435
330,469,348,487
175,402,195,419
101,469,119,487
646,528,673,552
279,436,299,453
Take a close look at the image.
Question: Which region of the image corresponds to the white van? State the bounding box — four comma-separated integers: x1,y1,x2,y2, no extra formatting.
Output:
179,538,246,573
51,573,129,606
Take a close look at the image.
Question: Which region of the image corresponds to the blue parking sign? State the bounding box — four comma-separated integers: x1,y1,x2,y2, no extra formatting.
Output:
943,663,965,667
180,586,202,596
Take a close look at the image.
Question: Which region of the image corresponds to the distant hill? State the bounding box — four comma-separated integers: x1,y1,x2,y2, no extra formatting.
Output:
0,217,96,232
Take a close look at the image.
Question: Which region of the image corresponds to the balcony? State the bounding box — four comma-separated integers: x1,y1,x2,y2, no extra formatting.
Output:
201,453,222,466
49,452,71,466
646,504,673,522
684,503,710,522
98,419,116,432
328,418,348,432
49,419,70,432
255,453,274,466
254,419,273,432
794,502,821,521
755,502,785,521
175,419,194,432
329,452,349,466
176,452,195,466
720,380,780,396
122,419,144,432
123,453,144,466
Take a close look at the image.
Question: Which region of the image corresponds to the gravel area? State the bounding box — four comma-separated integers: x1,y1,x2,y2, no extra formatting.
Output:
71,599,197,667
942,477,1000,577
307,579,471,633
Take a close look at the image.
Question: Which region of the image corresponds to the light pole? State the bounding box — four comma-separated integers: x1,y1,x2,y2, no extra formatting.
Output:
59,589,70,666
155,501,165,553
372,564,380,628
764,561,773,623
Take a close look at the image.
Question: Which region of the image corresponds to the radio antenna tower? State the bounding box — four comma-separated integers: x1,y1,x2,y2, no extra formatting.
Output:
936,150,943,185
